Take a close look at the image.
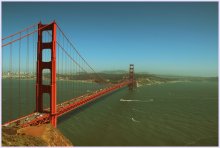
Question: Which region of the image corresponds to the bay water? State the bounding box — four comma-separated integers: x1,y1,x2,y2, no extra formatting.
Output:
2,80,218,146
58,81,218,146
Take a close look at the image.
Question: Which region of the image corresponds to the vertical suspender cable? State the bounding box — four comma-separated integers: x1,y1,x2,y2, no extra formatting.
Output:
78,55,80,96
65,43,67,97
18,33,21,116
57,30,59,103
83,60,85,94
64,37,66,99
65,39,67,98
9,37,12,121
62,35,64,101
79,57,81,96
26,29,29,113
71,49,72,97
76,54,78,97
57,43,59,103
73,50,76,98
82,59,84,95
72,48,74,98
30,33,35,109
69,44,71,97
66,45,68,97
68,45,70,97
32,28,37,108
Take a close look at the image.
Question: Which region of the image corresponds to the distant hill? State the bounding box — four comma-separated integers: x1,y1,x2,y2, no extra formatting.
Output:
54,70,217,84
100,70,128,74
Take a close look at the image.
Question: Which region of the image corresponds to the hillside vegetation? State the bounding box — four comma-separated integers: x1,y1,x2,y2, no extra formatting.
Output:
2,124,72,146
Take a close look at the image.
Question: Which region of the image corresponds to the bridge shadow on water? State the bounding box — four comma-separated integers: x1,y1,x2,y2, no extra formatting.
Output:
57,87,128,124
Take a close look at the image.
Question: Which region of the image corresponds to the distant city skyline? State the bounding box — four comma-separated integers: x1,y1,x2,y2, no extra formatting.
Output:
2,2,218,77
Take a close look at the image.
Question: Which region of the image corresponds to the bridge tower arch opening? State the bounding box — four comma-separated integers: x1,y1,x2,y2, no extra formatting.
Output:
36,21,57,127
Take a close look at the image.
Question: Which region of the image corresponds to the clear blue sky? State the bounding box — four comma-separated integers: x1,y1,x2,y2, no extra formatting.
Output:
2,2,218,77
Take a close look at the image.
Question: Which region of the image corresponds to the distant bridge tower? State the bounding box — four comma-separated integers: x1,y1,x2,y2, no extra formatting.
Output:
128,64,136,90
36,21,57,127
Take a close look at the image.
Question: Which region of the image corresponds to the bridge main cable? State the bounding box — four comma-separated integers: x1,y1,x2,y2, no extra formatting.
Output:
2,22,38,41
2,23,53,47
45,30,97,79
56,23,108,83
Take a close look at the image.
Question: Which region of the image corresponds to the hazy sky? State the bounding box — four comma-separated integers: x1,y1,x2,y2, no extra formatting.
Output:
2,2,218,77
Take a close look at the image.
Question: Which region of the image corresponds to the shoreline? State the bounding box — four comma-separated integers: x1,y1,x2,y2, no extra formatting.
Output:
2,78,95,83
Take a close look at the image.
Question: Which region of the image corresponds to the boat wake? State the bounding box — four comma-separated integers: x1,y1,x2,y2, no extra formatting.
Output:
120,98,154,102
131,117,140,123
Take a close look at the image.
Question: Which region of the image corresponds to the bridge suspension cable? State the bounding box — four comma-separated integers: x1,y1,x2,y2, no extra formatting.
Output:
2,21,130,127
2,23,38,123
56,23,108,83
2,22,38,41
2,23,53,47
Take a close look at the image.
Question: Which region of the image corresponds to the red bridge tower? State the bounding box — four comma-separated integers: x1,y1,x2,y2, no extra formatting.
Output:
129,64,136,90
36,22,57,127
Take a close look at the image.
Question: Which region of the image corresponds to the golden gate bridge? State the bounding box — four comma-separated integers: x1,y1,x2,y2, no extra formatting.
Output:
2,21,136,128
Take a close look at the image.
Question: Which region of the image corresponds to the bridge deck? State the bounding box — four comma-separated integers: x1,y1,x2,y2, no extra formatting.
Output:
2,81,131,128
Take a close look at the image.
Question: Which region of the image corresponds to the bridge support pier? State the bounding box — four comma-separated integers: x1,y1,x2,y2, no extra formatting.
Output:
36,21,57,127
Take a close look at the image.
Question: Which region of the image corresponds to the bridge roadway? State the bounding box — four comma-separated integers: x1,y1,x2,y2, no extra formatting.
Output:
2,81,132,128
